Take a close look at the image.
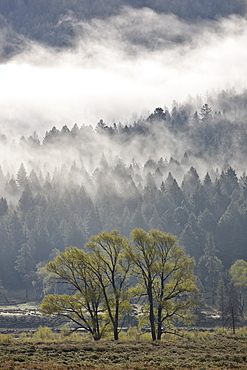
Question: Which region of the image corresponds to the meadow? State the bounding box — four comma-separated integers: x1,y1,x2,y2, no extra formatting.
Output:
0,327,247,369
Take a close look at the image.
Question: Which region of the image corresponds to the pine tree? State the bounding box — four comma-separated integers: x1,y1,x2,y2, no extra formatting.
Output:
18,185,34,215
0,197,8,217
200,104,212,123
179,224,200,261
15,243,36,300
197,233,223,305
16,163,28,188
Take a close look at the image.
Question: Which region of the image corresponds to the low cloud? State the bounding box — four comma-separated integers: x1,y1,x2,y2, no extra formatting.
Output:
0,7,246,136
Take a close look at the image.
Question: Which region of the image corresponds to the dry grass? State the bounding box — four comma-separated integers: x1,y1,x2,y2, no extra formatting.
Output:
0,327,247,369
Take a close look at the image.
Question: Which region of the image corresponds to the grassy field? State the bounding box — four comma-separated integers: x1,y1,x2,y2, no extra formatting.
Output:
0,327,247,369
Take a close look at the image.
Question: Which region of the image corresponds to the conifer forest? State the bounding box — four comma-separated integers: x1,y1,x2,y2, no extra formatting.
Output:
0,0,247,331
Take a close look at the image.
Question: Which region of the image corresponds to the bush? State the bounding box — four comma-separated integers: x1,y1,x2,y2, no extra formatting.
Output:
33,326,55,341
0,333,14,343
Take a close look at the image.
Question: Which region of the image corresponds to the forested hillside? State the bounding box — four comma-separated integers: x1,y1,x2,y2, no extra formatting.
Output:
0,1,247,329
0,88,246,310
0,0,246,52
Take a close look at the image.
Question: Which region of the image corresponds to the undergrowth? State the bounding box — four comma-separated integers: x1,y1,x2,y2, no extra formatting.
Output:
1,326,247,344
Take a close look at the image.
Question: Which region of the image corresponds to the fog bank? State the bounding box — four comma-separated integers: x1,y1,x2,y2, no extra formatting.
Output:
0,8,246,135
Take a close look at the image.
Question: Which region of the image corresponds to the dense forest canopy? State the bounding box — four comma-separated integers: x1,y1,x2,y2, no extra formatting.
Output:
0,1,246,328
0,91,247,305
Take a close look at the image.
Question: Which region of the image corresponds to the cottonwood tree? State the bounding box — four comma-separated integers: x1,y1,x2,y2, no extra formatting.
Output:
40,230,131,341
229,259,247,315
229,259,247,289
128,229,198,341
85,230,132,340
39,247,108,340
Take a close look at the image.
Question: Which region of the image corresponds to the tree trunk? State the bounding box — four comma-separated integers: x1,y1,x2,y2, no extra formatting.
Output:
92,325,102,341
148,281,156,341
114,300,119,340
232,306,235,335
93,335,101,341
114,325,119,340
157,273,164,340
157,304,163,340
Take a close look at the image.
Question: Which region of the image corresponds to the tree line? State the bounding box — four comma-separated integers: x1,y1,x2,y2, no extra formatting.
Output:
0,92,247,327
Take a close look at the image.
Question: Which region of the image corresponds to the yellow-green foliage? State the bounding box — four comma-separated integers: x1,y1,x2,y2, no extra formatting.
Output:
59,327,88,341
5,326,247,346
126,327,143,341
229,259,247,288
214,326,228,335
40,229,198,342
0,333,14,343
33,326,55,341
237,326,247,337
18,332,31,342
214,326,247,337
60,325,71,338
118,327,151,341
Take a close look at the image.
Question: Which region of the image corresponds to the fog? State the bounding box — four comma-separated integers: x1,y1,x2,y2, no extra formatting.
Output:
0,7,246,136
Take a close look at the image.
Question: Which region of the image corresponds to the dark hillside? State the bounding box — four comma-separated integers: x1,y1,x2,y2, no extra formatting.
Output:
0,0,245,49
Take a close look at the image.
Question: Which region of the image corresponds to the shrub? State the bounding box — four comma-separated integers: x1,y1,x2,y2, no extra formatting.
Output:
0,333,14,343
33,326,55,341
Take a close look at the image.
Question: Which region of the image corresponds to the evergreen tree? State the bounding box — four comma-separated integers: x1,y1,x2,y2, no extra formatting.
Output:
131,205,149,231
167,178,183,209
198,208,216,234
211,179,230,221
29,169,42,192
4,178,19,196
0,279,8,303
0,197,8,217
149,207,162,230
16,163,28,188
216,201,244,267
200,104,212,123
220,167,239,196
197,233,223,305
191,185,208,216
18,184,34,215
181,167,201,199
174,206,189,232
179,224,200,261
15,243,36,300
203,172,213,196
